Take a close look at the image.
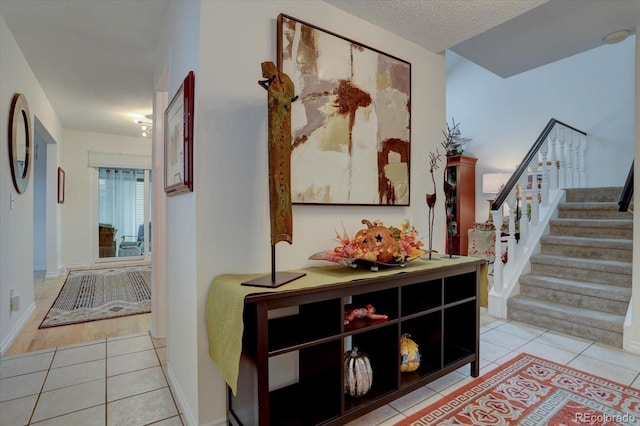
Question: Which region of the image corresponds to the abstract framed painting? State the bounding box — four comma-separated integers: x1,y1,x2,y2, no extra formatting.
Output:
164,70,195,195
278,14,411,206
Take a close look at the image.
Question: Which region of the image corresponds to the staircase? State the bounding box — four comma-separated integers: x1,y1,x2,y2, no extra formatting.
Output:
507,187,633,348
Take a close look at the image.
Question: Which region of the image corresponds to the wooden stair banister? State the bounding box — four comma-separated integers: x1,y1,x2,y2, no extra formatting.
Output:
491,118,587,211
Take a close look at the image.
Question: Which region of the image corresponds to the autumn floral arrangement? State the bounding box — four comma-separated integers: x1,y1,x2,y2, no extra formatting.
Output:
309,219,426,269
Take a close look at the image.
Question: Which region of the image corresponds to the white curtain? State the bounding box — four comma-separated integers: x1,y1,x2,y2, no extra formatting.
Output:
98,168,138,241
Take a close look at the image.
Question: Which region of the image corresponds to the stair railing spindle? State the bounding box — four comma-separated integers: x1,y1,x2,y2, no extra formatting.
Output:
579,133,587,187
565,130,574,188
549,128,559,190
572,131,580,187
506,188,518,266
557,127,566,188
540,138,550,206
492,207,504,293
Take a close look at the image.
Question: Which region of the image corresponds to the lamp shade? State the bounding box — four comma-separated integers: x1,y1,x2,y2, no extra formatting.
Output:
482,172,511,194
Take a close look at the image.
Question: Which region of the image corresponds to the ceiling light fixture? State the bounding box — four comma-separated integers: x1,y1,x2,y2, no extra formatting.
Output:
603,29,631,45
135,119,153,137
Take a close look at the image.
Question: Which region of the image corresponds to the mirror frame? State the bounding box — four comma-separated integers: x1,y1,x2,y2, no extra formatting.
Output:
8,93,32,194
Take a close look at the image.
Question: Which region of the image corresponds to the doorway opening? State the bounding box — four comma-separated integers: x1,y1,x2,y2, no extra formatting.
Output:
97,167,152,259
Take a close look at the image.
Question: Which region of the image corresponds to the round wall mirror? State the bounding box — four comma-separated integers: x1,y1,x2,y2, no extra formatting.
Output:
8,93,32,194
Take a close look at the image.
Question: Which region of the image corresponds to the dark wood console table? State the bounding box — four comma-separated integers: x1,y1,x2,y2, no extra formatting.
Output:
206,256,484,425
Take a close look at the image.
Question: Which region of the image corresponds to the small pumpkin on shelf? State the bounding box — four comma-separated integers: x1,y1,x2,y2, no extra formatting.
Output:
400,333,421,373
344,347,373,397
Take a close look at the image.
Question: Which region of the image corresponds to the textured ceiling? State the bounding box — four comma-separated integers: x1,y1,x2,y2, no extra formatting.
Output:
1,0,169,138
324,0,548,53
1,0,637,139
451,0,640,78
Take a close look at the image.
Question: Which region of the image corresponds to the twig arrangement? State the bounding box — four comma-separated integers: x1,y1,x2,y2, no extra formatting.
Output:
441,117,471,156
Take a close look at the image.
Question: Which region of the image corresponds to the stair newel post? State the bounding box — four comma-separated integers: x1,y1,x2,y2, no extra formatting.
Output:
540,137,550,206
557,126,566,188
549,127,559,190
579,133,587,187
492,206,504,293
565,131,574,188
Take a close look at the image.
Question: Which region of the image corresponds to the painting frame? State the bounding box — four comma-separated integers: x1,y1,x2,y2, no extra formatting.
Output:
57,166,65,204
164,70,195,195
278,14,411,206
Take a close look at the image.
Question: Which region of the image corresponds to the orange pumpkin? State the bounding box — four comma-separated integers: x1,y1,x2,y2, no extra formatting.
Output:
353,219,396,263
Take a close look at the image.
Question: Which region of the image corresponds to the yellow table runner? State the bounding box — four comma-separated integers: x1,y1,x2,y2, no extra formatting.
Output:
205,255,487,395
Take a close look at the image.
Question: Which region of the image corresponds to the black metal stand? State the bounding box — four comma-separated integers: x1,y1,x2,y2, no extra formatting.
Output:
242,245,306,288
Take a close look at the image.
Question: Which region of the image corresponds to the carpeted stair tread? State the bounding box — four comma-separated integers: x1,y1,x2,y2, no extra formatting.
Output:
559,201,620,210
508,187,631,348
549,218,633,238
507,297,624,334
540,235,632,249
530,254,632,275
540,235,632,261
519,274,632,302
565,187,623,202
507,298,623,347
557,202,631,219
558,201,619,213
550,218,633,227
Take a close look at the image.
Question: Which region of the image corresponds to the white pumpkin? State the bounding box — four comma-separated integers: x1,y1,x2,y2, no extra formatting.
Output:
344,347,373,397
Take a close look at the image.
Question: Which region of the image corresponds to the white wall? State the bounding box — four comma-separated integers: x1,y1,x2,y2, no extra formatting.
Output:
33,131,47,271
447,36,636,223
155,1,446,424
154,1,200,424
628,23,640,354
0,15,63,353
61,129,151,269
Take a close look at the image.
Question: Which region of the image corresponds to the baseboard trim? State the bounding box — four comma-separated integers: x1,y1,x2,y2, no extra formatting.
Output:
623,301,640,355
166,364,196,426
623,338,640,355
62,262,92,271
0,301,36,356
165,364,226,426
45,265,66,279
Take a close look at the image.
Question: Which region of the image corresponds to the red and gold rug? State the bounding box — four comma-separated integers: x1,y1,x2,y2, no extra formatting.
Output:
396,353,640,425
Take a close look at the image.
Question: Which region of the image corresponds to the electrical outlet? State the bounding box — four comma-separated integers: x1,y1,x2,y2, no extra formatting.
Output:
10,295,19,311
9,289,19,311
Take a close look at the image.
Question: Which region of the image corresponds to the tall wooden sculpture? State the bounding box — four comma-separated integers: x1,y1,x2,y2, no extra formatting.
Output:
243,62,305,287
425,149,441,260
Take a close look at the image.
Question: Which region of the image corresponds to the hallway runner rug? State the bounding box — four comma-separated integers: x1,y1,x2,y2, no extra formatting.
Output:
396,353,640,426
39,265,151,328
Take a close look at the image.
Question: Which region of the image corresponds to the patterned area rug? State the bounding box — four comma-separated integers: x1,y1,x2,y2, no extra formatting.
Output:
39,265,151,328
396,353,640,425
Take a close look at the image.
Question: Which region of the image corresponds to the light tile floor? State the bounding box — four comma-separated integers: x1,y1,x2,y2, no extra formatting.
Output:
2,311,640,425
0,333,182,426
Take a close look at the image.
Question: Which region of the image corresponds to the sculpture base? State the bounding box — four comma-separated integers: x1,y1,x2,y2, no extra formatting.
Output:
242,271,306,288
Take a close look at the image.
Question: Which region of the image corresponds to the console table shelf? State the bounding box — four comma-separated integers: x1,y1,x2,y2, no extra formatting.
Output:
207,256,484,426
